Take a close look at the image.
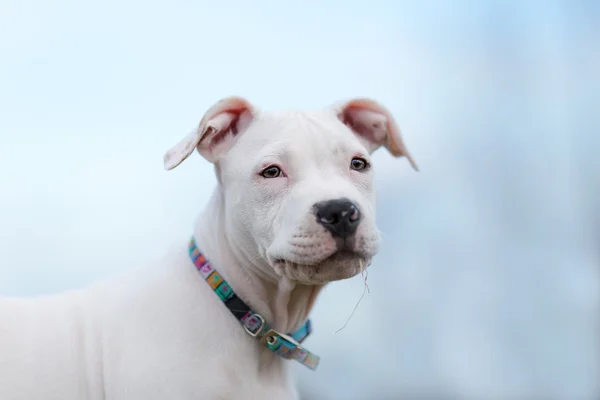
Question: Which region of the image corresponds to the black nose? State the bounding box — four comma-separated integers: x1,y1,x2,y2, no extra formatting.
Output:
314,198,361,238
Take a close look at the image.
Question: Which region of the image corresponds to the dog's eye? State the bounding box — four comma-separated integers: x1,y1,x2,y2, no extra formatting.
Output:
261,166,282,179
350,157,369,171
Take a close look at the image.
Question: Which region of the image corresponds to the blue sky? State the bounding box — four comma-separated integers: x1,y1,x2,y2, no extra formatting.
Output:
1,1,599,399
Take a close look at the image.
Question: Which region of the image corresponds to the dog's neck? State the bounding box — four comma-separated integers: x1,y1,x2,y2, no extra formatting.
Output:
194,188,324,334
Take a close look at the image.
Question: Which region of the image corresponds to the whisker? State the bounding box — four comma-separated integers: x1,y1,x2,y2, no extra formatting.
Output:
334,261,370,334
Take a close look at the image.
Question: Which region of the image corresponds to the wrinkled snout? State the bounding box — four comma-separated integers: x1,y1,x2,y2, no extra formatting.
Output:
313,198,361,238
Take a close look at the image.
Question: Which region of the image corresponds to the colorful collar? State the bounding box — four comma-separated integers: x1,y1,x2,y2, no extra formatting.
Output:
188,237,320,370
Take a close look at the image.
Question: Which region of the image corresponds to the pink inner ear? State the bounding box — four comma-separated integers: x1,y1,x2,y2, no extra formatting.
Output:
342,107,388,145
197,107,254,161
203,112,240,149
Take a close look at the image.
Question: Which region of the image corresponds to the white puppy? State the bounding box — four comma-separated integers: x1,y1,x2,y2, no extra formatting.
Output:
0,97,416,400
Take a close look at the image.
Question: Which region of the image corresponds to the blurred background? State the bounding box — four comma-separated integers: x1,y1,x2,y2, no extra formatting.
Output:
0,1,598,399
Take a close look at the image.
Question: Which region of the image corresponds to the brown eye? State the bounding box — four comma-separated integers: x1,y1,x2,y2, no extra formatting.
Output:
261,166,282,178
350,157,368,171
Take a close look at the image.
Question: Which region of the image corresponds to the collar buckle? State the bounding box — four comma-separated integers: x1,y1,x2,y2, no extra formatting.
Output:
242,313,266,337
261,329,321,369
262,329,300,360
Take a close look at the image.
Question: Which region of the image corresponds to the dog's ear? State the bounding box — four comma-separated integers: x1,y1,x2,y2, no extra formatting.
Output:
164,96,255,170
334,98,418,171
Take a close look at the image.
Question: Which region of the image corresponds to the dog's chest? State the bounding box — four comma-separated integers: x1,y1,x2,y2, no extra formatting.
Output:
104,329,299,399
99,250,299,399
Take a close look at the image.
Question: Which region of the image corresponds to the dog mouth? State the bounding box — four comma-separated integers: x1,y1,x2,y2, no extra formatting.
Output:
270,251,370,283
272,250,362,267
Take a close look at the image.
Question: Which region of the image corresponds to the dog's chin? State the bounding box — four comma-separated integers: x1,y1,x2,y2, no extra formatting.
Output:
269,251,370,285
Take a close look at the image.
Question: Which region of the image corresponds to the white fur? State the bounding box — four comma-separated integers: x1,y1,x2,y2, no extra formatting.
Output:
0,97,416,399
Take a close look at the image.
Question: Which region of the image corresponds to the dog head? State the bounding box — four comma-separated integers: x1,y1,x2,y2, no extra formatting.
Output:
164,97,417,284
